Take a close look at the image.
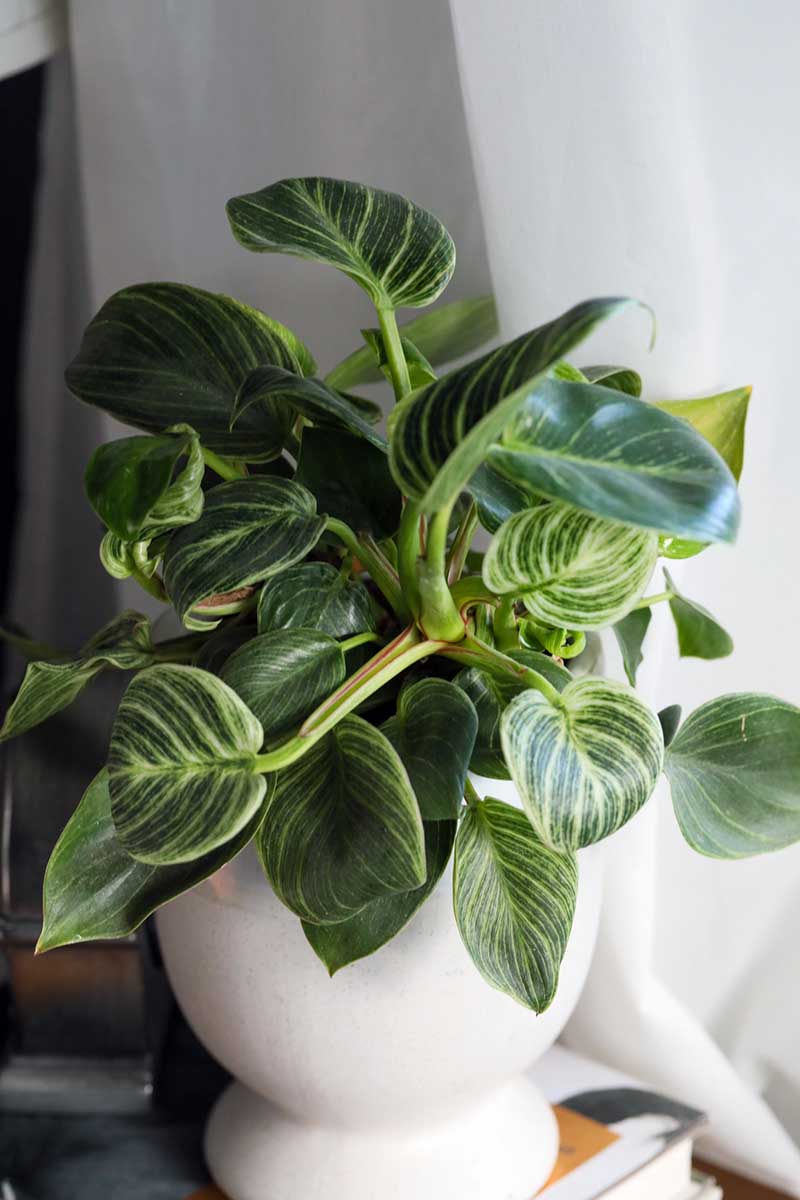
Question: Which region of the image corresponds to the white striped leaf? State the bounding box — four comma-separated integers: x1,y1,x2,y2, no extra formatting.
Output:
454,650,571,779
381,678,478,820
664,567,733,660
326,295,498,389
231,366,386,449
162,477,326,624
488,378,740,543
108,665,266,864
388,298,636,514
0,611,155,742
38,769,268,952
258,562,375,639
453,797,577,1011
221,630,346,739
66,283,314,459
501,678,664,851
256,715,425,924
303,818,456,974
100,532,136,579
483,502,658,630
665,694,800,858
227,177,455,310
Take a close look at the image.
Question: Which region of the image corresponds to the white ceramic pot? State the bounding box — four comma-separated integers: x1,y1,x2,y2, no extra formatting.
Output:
156,774,604,1200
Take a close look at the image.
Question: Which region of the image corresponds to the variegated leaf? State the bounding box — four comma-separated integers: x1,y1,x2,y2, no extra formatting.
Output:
581,364,642,396
453,796,577,1011
325,295,498,390
613,606,652,686
258,562,375,639
162,477,326,624
257,715,425,924
381,678,478,820
231,366,386,449
489,378,740,543
108,665,266,864
501,678,664,850
388,298,636,514
38,769,268,951
100,532,136,579
221,629,346,739
655,386,751,481
227,177,455,310
664,567,733,660
303,818,456,974
666,694,800,858
483,502,658,630
66,283,312,459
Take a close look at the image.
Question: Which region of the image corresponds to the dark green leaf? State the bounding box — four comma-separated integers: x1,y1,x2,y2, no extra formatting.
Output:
258,562,374,639
162,477,326,624
0,622,63,662
658,704,682,748
109,665,266,864
468,463,540,534
227,177,455,309
664,567,733,660
666,694,800,857
613,607,652,686
193,623,255,675
303,818,456,974
454,797,577,1011
296,427,401,539
257,715,425,924
489,378,740,543
381,678,478,820
231,365,386,449
582,364,642,396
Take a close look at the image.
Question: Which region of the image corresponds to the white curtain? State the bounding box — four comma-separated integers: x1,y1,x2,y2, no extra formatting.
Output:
23,0,797,1189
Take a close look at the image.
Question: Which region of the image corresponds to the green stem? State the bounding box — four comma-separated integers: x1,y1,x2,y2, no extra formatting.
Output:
201,447,247,481
442,635,563,707
493,596,519,652
396,500,424,620
464,777,482,808
377,307,411,401
416,501,464,641
449,576,499,615
339,631,384,654
446,501,478,584
633,590,674,610
326,518,409,621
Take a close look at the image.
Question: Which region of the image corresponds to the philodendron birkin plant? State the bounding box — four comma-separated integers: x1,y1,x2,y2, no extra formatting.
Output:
4,177,799,1013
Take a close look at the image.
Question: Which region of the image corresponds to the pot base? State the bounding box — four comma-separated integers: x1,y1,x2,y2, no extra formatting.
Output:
206,1074,558,1200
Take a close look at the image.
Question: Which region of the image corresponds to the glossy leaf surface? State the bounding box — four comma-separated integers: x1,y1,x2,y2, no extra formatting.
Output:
664,567,733,660
231,365,386,449
258,562,375,639
295,428,401,539
656,386,751,481
582,364,642,396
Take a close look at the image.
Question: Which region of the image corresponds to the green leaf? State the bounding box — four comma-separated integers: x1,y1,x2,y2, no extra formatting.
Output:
453,797,577,1012
381,678,478,820
227,177,455,310
666,694,800,858
257,715,425,924
231,366,386,449
162,477,326,624
659,535,707,560
664,567,733,660
468,463,540,534
303,818,456,974
38,769,267,952
0,622,63,662
483,501,658,630
582,364,642,396
360,329,436,390
193,623,254,675
258,562,375,639
613,607,652,686
221,629,345,739
655,386,751,481
388,297,638,514
65,283,310,460
455,650,571,779
295,427,401,539
100,532,136,579
108,664,266,864
501,678,664,850
658,704,682,748
326,295,498,390
489,378,741,543
0,611,155,741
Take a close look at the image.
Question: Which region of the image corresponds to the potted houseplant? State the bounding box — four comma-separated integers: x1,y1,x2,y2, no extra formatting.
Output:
3,176,798,1200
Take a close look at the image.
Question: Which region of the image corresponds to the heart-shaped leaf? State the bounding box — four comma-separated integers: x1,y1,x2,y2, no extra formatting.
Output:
221,629,345,739
303,818,456,974
258,562,375,639
483,502,658,630
65,283,314,459
656,386,751,481
38,769,268,952
231,366,386,449
582,364,642,396
326,295,498,390
380,678,478,820
227,177,455,310
666,694,800,858
501,678,664,850
613,607,652,686
454,650,571,779
453,796,577,1011
109,664,266,864
388,298,637,514
295,428,401,539
664,567,733,660
489,378,740,544
0,611,155,742
256,714,425,924
162,477,326,624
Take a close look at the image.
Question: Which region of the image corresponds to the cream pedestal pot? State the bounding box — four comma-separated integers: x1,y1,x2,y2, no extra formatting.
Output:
156,776,604,1200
